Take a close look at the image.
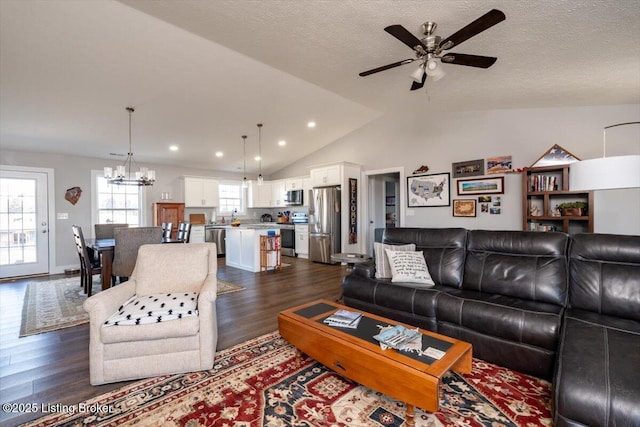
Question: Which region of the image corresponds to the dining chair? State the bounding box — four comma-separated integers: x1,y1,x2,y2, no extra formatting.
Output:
72,225,102,297
112,226,163,282
177,222,192,243
95,223,129,239
161,222,173,239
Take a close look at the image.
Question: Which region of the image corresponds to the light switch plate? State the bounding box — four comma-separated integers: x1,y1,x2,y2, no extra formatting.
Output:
57,212,69,220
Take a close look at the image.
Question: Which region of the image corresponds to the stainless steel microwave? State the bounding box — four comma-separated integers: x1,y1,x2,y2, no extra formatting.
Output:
285,189,303,206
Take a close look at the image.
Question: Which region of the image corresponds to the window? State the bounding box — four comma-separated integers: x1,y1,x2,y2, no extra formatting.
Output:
218,182,244,215
93,173,143,227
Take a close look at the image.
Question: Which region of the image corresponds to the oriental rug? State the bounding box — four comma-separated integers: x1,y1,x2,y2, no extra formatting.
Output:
20,331,552,426
19,277,244,337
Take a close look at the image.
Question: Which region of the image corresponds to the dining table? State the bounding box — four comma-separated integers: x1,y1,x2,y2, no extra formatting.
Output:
87,237,184,289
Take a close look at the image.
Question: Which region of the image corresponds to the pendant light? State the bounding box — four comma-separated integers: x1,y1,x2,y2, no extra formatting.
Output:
257,123,264,185
241,135,248,188
103,107,156,186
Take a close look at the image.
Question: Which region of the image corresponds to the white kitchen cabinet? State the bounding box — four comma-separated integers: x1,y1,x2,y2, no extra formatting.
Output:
302,177,311,206
189,225,205,243
225,226,280,272
285,177,304,191
247,181,272,208
184,176,219,207
310,165,341,187
295,224,309,258
271,180,286,207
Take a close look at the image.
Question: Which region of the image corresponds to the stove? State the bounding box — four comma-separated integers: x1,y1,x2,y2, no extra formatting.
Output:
291,212,308,224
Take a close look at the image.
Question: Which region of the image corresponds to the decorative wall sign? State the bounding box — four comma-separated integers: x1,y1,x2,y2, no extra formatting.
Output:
457,177,504,195
486,155,513,174
348,178,357,244
531,144,580,167
64,186,82,205
407,173,450,207
453,199,477,217
452,159,484,178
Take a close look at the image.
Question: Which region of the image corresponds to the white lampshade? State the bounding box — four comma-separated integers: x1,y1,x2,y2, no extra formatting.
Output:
425,58,445,81
410,64,425,83
570,155,640,191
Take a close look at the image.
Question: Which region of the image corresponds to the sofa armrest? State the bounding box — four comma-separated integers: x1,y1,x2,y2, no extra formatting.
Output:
199,273,218,306
352,263,375,279
83,279,136,324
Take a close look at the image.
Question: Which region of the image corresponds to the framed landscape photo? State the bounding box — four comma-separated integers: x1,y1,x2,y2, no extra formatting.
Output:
457,176,504,195
486,155,513,174
452,159,484,178
453,199,477,217
407,172,450,207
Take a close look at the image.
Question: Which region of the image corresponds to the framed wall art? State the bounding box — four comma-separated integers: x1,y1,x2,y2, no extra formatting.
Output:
457,176,504,195
407,172,450,207
453,199,477,217
452,159,484,178
486,155,513,174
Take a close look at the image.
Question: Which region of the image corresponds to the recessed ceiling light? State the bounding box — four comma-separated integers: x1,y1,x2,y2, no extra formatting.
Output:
215,151,223,157
169,145,179,151
254,156,261,161
307,121,316,128
278,140,286,146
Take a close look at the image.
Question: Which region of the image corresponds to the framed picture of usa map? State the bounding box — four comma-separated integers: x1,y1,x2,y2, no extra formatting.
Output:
407,172,451,207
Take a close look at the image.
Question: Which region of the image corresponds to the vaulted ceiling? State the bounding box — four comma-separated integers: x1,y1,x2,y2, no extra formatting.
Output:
1,0,639,175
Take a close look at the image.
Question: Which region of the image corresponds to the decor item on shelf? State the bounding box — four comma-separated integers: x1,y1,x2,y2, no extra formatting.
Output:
570,122,640,191
531,144,580,168
358,9,506,92
103,107,155,186
241,135,248,188
257,123,263,185
557,202,588,216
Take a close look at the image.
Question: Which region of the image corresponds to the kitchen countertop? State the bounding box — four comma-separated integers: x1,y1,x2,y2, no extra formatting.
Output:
205,222,304,229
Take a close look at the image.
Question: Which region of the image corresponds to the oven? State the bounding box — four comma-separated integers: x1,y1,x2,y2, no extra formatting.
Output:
280,225,295,257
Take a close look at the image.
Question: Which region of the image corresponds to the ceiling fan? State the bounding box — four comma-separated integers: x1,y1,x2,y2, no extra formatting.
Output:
359,9,506,91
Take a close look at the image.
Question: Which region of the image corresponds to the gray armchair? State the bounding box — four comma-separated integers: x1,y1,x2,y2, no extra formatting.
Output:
83,243,218,385
112,226,163,281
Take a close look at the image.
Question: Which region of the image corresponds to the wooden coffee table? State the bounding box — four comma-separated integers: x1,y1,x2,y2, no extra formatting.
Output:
278,299,472,425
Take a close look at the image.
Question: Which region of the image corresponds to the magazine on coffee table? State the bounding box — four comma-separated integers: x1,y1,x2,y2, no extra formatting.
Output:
373,325,421,350
324,309,363,329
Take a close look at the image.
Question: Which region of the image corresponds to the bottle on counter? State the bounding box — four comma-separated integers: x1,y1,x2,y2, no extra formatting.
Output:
221,216,225,224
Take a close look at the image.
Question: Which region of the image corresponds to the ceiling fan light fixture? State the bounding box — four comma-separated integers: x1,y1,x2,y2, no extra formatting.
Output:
410,63,425,83
426,58,446,81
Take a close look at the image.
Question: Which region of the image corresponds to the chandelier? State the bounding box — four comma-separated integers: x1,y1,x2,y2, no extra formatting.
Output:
103,107,156,186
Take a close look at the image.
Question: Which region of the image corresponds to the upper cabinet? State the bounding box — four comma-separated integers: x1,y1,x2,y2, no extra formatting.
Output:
184,176,219,207
247,180,273,208
284,177,304,191
310,165,341,187
271,180,286,207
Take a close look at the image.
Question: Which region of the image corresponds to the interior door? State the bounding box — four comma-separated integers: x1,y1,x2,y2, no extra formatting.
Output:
0,169,49,278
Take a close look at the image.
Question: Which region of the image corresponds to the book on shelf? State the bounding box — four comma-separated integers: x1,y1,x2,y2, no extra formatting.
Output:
530,174,559,192
323,309,363,329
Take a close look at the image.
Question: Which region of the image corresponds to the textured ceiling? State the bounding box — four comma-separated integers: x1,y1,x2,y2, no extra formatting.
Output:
1,0,639,175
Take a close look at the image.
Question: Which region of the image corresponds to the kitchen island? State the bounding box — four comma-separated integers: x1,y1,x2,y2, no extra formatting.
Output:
225,225,281,272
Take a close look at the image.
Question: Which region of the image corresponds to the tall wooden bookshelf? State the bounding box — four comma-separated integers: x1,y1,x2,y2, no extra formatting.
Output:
522,164,594,234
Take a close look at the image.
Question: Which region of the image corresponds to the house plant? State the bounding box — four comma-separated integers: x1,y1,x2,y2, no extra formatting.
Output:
558,201,588,216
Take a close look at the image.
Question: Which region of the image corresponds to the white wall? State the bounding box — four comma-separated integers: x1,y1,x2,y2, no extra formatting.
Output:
274,104,640,235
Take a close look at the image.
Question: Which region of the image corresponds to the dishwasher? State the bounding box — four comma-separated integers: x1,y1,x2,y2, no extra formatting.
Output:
205,226,226,256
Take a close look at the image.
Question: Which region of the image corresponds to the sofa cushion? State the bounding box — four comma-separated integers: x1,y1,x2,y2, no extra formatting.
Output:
569,233,640,322
373,242,416,279
385,249,435,286
554,309,640,426
436,289,563,351
383,228,467,287
463,230,569,306
104,292,199,326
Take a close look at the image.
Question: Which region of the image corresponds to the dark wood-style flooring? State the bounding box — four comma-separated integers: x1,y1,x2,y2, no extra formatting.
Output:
0,256,345,426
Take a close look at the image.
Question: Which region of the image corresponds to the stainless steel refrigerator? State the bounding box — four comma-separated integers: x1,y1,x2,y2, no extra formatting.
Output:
309,186,341,263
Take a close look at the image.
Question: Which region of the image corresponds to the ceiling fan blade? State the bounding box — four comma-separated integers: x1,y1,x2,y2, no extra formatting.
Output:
441,53,497,68
439,9,505,50
359,58,416,76
410,73,427,91
384,25,427,51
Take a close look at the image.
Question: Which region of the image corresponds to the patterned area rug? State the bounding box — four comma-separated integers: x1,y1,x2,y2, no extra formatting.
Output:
19,277,244,337
21,331,552,426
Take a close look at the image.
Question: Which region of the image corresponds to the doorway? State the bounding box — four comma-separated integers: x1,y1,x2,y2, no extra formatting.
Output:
363,167,405,256
0,167,52,278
